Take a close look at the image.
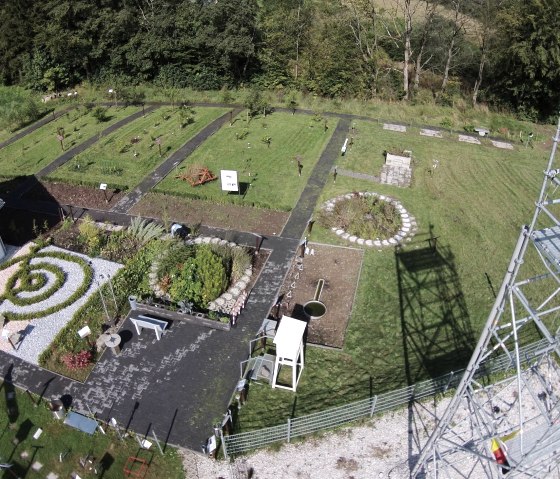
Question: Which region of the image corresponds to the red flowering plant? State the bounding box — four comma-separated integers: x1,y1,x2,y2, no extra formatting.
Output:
61,350,93,370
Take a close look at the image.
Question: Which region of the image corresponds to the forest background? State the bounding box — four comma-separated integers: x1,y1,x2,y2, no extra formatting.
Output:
1,0,558,122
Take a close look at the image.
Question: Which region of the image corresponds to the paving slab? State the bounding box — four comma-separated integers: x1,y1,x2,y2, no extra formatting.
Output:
420,128,443,138
491,140,514,150
458,134,481,145
383,123,407,132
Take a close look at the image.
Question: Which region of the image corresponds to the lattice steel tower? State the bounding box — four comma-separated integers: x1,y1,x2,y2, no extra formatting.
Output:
412,120,560,478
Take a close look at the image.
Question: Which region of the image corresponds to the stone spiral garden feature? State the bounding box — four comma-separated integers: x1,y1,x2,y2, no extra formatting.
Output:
0,243,122,364
0,247,93,319
322,192,417,248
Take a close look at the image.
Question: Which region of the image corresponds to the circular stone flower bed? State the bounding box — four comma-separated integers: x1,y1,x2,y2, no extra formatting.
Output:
321,192,417,247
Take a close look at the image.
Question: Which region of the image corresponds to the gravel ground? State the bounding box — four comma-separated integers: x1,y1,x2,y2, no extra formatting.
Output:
184,398,444,479
184,359,560,479
0,243,122,364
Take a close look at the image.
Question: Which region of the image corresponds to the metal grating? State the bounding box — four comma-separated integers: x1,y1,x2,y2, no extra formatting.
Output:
532,226,560,266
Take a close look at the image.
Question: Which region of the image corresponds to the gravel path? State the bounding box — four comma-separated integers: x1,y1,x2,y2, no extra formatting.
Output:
0,243,122,364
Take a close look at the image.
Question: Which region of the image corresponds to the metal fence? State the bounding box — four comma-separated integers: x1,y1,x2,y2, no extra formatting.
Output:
222,338,550,457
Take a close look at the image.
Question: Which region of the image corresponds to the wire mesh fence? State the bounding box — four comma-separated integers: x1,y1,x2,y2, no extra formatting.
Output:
222,338,550,457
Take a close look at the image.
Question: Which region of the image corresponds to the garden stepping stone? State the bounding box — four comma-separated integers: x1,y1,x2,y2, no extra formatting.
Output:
420,128,443,138
349,236,357,242
46,473,59,479
357,238,365,245
384,123,407,132
365,240,373,246
458,134,481,144
20,451,29,459
31,462,43,471
491,140,514,150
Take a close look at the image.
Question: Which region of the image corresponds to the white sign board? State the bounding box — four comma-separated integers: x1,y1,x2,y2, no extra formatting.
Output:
99,183,107,190
220,170,239,192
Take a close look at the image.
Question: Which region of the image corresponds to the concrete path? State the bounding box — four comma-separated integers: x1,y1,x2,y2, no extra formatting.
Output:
334,166,380,183
111,107,243,214
281,118,350,239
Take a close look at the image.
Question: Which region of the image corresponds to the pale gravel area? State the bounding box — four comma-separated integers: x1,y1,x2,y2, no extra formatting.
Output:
0,243,122,364
185,360,560,479
185,397,451,479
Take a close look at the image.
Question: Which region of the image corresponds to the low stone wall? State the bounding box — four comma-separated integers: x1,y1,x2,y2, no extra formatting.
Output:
133,303,231,331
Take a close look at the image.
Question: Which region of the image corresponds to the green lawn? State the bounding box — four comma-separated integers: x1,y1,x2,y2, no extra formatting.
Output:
0,384,184,479
235,122,550,431
48,106,228,189
155,111,336,211
0,106,138,177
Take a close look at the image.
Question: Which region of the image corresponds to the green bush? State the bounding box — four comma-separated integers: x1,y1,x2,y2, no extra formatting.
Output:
195,245,228,304
92,106,110,123
155,242,230,308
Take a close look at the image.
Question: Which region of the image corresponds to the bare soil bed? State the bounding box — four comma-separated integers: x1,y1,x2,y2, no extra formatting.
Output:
277,242,363,348
23,182,290,236
25,180,127,211
130,192,289,236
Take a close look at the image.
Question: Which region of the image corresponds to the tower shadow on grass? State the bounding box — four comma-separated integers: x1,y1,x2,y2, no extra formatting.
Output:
396,226,476,476
395,226,475,384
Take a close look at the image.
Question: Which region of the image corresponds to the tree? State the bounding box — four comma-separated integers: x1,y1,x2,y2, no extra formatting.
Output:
257,0,313,87
344,0,383,96
0,0,38,85
412,0,438,92
402,0,415,100
469,0,504,106
488,0,560,119
440,0,466,94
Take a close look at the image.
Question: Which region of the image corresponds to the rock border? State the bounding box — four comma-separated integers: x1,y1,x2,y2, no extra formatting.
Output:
323,192,417,248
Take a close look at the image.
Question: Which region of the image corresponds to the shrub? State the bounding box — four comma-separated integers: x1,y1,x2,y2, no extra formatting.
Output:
61,350,93,370
155,242,229,308
92,106,110,123
78,216,102,255
128,217,165,245
195,246,228,304
1,250,93,321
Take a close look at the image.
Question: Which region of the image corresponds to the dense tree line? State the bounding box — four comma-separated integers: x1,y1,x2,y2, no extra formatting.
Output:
0,0,558,120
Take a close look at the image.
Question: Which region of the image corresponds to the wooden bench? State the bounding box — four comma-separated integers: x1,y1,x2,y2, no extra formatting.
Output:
130,315,168,340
